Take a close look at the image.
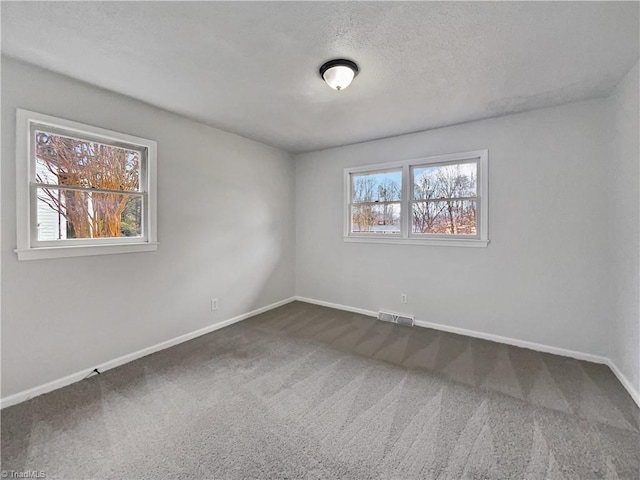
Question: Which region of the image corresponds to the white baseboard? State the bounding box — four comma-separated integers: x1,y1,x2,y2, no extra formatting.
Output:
606,358,640,408
0,297,296,409
294,296,640,407
413,318,608,365
295,296,378,318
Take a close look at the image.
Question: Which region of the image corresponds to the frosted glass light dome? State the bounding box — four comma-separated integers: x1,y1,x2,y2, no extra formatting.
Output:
320,59,359,91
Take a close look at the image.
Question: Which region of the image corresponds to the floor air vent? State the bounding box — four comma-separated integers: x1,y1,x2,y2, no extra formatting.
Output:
377,311,415,327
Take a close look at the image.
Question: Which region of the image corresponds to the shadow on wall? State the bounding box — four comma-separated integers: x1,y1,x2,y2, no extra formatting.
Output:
157,178,285,324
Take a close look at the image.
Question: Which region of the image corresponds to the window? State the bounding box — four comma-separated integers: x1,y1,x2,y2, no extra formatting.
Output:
351,169,402,235
344,150,488,247
16,109,158,260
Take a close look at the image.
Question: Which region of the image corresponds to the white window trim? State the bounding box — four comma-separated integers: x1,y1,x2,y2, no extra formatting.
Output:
343,150,489,247
15,109,159,260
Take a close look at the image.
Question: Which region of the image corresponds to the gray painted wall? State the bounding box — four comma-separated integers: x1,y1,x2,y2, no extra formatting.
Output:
295,97,613,358
609,61,640,396
1,57,296,397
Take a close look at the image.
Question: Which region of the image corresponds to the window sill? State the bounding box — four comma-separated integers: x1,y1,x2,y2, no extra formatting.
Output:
15,242,159,261
344,236,489,247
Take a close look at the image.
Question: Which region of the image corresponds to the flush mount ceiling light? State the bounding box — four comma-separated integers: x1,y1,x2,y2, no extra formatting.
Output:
319,59,359,91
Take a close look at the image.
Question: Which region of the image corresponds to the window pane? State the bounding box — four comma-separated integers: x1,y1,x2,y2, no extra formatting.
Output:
34,129,141,191
351,203,401,234
352,170,401,203
412,200,477,235
36,188,142,240
413,162,477,200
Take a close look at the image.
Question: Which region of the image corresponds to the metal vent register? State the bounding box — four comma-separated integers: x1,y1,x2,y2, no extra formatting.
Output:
377,311,415,327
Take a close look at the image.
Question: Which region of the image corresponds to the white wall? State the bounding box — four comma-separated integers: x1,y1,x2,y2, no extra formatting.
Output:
1,57,295,398
609,61,640,397
295,97,613,357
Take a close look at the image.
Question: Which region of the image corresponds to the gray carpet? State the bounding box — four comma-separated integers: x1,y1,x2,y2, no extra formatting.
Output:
2,301,639,479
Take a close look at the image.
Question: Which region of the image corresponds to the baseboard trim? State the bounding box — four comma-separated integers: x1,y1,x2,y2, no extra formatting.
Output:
413,318,608,365
606,358,640,408
294,296,640,407
294,296,378,318
0,297,296,409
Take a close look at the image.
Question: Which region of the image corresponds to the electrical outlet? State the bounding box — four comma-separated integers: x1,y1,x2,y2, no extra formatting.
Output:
401,293,408,303
211,298,219,311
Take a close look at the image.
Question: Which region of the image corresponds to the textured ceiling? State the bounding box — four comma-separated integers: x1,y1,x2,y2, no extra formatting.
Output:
2,1,639,153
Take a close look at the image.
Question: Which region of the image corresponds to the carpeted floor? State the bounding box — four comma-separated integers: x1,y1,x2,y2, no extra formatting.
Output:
2,301,639,479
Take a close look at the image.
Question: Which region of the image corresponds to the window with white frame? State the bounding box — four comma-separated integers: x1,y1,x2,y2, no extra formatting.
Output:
344,150,488,247
15,109,158,260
